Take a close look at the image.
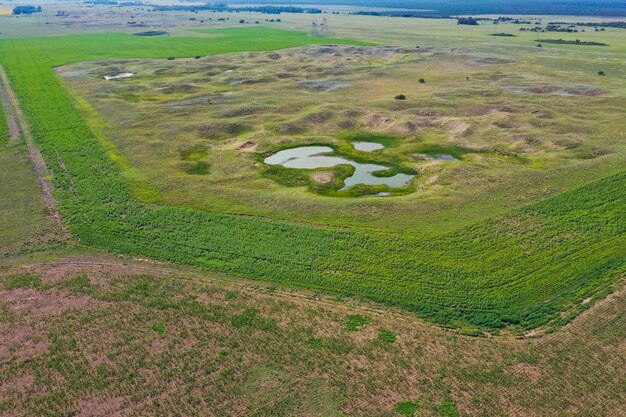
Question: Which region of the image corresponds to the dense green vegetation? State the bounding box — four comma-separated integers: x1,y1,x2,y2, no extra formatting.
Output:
12,5,42,15
0,97,7,147
536,38,608,46
0,27,624,332
0,99,61,255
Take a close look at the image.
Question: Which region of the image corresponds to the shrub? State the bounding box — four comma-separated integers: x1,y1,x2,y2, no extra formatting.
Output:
346,314,368,331
438,396,459,417
378,329,396,343
152,323,166,334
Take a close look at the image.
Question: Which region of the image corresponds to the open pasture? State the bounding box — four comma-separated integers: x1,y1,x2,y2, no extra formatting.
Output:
60,39,626,231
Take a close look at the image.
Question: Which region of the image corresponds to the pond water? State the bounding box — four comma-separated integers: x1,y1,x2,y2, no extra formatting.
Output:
265,146,414,191
433,154,458,161
353,141,385,152
104,72,134,80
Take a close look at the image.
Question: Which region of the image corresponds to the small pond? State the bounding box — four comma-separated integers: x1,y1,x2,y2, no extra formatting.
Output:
433,154,458,161
265,146,414,191
353,141,385,152
104,72,134,80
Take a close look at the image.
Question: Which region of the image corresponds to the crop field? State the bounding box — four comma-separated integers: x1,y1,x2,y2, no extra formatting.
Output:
0,5,625,416
0,255,624,416
0,85,61,256
0,24,624,334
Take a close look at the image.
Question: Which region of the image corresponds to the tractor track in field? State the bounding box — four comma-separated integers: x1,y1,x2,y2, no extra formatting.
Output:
0,65,70,238
2,256,444,331
5,255,622,340
0,71,20,141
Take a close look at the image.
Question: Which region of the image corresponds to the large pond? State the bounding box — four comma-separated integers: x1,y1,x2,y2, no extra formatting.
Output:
264,146,414,191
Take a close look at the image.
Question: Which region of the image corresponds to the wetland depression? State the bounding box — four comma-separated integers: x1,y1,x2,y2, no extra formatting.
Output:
57,40,626,230
264,146,414,191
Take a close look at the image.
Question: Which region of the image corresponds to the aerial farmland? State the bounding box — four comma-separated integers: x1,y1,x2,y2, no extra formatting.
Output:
0,1,624,415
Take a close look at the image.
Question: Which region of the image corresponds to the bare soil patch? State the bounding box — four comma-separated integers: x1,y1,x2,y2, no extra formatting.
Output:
0,372,34,401
504,84,603,96
238,141,258,152
0,255,623,416
313,171,334,185
467,54,516,65
1,288,91,317
0,323,48,364
75,396,127,417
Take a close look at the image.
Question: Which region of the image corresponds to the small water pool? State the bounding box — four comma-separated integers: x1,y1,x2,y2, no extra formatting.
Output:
264,146,414,191
104,72,134,80
353,141,385,152
433,154,458,161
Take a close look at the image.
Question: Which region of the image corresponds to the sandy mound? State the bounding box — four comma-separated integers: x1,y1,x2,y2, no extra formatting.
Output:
362,114,396,130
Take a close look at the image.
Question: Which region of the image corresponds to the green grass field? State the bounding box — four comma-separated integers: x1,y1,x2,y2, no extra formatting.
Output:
0,26,624,333
0,10,625,416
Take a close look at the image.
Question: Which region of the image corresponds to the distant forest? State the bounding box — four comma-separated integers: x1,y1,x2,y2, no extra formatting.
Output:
227,0,626,17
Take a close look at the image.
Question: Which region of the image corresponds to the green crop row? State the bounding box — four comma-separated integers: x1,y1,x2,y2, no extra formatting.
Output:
0,28,623,332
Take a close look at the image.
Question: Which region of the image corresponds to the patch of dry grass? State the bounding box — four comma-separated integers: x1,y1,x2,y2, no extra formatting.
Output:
0,256,624,416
